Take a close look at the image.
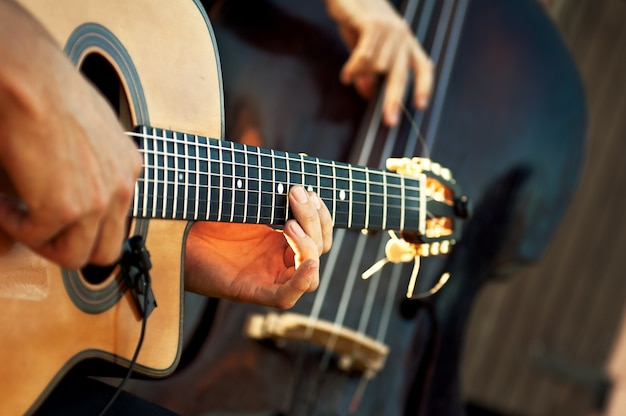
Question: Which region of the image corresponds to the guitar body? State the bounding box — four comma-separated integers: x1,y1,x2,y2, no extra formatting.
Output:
124,0,587,415
0,0,223,414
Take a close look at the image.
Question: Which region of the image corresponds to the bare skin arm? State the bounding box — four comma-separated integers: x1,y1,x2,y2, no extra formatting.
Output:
0,0,333,309
184,186,333,309
0,0,142,268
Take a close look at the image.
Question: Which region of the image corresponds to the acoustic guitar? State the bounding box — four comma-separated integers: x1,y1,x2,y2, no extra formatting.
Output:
0,0,467,414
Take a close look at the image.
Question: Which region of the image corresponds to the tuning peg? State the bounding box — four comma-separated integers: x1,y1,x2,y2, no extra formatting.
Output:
361,231,416,280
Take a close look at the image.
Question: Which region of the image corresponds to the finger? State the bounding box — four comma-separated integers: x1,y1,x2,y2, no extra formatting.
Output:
289,186,323,254
283,219,320,268
410,42,435,110
0,227,12,253
382,47,410,126
371,26,401,73
273,259,320,309
341,30,380,84
87,212,126,266
310,192,333,253
37,214,100,269
0,196,60,249
249,257,319,310
87,183,134,266
353,73,378,99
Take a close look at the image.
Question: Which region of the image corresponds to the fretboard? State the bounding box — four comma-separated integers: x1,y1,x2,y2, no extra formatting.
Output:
130,126,426,233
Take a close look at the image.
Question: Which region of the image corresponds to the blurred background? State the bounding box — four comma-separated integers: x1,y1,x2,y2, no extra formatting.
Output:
462,0,626,415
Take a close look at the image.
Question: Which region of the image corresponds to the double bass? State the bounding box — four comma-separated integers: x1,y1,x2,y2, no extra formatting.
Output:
126,0,587,414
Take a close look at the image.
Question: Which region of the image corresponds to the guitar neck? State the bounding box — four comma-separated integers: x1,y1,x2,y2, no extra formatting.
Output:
130,126,426,233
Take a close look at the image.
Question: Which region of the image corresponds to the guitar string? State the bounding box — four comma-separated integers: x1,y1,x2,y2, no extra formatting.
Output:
129,134,438,230
129,131,430,195
300,2,436,411
300,0,468,413
134,147,442,239
121,1,459,412
348,0,458,411
347,2,470,412
130,176,431,228
129,134,429,197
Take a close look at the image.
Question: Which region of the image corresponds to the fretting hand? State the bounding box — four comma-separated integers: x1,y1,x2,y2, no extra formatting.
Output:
184,186,333,309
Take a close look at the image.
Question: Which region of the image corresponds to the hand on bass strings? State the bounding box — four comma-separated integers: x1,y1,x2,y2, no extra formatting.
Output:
184,185,333,309
323,0,434,126
0,0,142,268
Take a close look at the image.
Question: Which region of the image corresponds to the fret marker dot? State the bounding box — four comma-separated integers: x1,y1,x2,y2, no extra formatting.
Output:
340,190,346,201
178,173,184,181
277,183,284,194
237,179,243,189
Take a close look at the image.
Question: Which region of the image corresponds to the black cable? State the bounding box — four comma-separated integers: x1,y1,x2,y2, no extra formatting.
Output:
97,277,150,416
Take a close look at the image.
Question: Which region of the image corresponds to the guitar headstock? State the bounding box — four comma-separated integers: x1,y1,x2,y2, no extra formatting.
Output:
386,157,470,257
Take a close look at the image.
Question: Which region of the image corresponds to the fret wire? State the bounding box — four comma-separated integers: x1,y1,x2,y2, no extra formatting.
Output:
217,137,224,221
132,127,144,217
132,182,420,211
133,172,422,210
142,129,151,218
315,156,321,197
419,173,426,234
400,174,406,231
181,132,190,219
192,134,201,220
160,129,168,218
133,178,140,217
132,131,429,229
203,135,211,221
347,162,353,229
171,129,180,219
299,153,304,189
229,140,236,223
133,138,420,214
255,146,262,224
134,164,424,205
284,151,290,223
331,160,337,225
131,131,425,191
270,149,277,224
365,166,370,230
382,171,388,230
138,149,423,194
242,143,249,223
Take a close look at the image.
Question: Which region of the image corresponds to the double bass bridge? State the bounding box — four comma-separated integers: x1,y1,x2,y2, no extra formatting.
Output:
244,311,389,378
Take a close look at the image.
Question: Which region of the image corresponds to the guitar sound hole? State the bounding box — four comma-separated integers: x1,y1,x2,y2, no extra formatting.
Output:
80,52,133,131
78,53,134,286
81,264,117,285
81,54,121,113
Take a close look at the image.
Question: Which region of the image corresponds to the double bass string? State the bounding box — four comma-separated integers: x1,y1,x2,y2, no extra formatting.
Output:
346,2,471,412
285,0,469,414
349,0,468,414
349,0,464,414
298,0,439,413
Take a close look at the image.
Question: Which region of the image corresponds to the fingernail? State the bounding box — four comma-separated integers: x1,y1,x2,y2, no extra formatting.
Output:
417,97,429,109
291,186,308,203
290,221,306,237
312,193,322,210
387,110,399,126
